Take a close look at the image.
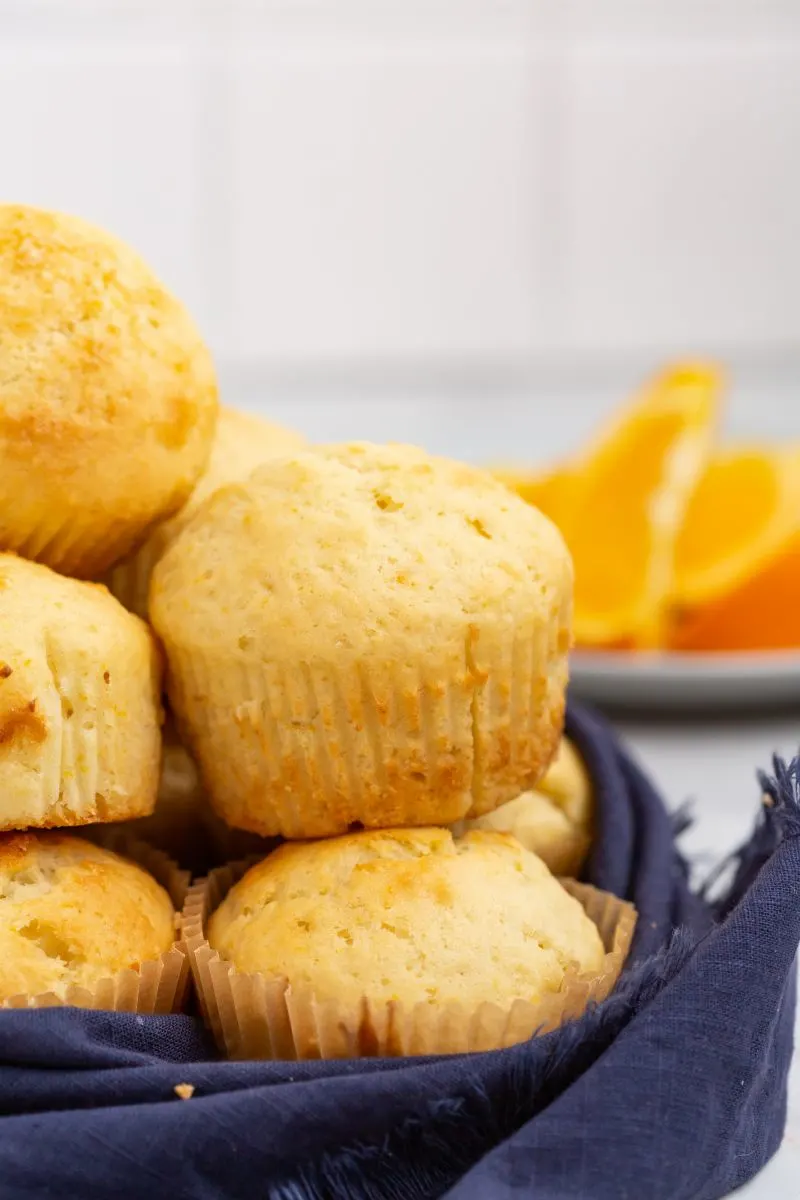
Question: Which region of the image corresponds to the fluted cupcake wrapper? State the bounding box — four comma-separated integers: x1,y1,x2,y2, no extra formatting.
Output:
4,503,148,581
3,834,191,1014
182,859,637,1061
0,599,162,833
166,646,469,838
468,605,570,817
165,609,570,840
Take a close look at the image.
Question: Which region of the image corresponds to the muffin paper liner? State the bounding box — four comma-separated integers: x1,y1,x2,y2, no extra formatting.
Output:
3,834,191,1014
7,509,141,580
183,859,637,1060
165,627,569,842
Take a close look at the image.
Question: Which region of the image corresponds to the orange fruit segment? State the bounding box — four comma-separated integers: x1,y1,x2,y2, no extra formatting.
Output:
566,364,721,648
668,447,800,651
672,447,800,604
492,463,577,535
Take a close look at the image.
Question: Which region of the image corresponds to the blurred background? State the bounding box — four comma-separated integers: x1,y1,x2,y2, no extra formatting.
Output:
3,0,799,461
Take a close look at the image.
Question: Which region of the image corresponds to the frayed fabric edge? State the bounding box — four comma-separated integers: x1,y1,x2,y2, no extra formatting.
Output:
267,935,696,1200
701,754,800,920
266,755,800,1200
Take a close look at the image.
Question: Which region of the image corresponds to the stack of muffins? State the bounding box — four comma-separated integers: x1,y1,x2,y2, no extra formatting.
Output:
0,204,635,1056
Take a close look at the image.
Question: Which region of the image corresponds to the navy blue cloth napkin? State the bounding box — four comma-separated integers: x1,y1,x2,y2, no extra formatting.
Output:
1,704,798,1200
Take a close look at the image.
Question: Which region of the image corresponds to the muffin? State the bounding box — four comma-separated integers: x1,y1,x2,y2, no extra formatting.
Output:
191,827,629,1059
538,737,593,829
0,204,218,577
0,831,176,1004
0,554,162,831
459,790,588,877
151,442,573,838
98,723,210,870
100,719,275,870
459,737,593,876
109,407,305,617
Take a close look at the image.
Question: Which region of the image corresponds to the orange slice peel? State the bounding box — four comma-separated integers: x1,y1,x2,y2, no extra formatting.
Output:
667,445,800,651
563,364,721,648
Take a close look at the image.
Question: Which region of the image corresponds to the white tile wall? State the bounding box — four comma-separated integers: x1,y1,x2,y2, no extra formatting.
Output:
563,0,800,42
0,43,210,322
0,0,798,377
560,44,800,354
226,43,551,364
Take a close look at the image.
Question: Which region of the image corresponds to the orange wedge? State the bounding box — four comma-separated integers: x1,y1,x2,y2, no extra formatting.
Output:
492,463,577,535
667,447,800,651
566,364,721,648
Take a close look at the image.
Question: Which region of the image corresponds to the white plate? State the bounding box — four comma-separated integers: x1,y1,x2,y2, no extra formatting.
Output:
569,650,800,711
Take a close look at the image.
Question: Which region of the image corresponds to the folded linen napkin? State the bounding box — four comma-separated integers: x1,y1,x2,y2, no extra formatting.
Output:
0,703,797,1200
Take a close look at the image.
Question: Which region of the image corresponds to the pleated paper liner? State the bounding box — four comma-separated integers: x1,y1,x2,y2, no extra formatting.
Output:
162,615,568,842
183,859,637,1060
3,833,192,1014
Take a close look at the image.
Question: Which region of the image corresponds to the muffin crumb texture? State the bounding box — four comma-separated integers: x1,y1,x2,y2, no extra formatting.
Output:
108,406,305,618
459,738,593,876
0,204,218,577
0,553,162,831
152,442,572,837
208,828,604,1010
0,831,175,1002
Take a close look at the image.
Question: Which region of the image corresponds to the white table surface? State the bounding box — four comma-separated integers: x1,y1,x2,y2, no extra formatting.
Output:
237,384,800,1197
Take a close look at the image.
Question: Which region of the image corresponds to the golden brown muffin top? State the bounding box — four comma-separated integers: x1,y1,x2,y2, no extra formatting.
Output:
129,407,306,559
188,407,306,517
151,441,572,668
0,204,218,573
0,549,150,633
0,551,159,724
0,831,175,1001
208,827,604,1009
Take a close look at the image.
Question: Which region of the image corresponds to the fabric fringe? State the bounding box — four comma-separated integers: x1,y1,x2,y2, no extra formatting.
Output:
267,935,696,1200
759,755,800,838
266,755,800,1200
700,754,800,920
669,798,695,841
